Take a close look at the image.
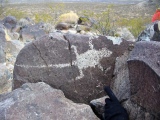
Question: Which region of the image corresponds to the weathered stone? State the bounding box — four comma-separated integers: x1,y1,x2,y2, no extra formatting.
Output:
55,22,72,30
111,51,131,101
116,27,135,42
0,24,7,63
137,21,160,42
5,40,24,64
128,41,160,119
18,17,34,28
0,82,99,120
9,32,20,40
13,33,132,103
20,23,46,42
123,99,157,120
90,96,107,119
0,63,12,94
2,16,17,31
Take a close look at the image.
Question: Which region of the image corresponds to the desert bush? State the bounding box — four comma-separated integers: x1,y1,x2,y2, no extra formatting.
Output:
34,13,53,23
0,0,8,17
117,17,151,38
48,2,65,21
57,11,79,24
5,8,26,19
81,4,116,35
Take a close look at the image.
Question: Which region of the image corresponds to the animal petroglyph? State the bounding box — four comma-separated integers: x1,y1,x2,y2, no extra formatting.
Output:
16,37,112,80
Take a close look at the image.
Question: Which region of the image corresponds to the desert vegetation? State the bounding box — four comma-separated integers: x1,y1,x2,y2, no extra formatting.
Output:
0,2,156,37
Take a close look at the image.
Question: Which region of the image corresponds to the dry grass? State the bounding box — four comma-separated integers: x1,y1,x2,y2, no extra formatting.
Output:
57,11,79,24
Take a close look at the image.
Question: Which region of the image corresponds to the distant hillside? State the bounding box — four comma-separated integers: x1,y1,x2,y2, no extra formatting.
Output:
7,0,145,4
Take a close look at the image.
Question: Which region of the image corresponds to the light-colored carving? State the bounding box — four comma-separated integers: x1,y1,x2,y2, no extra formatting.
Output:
16,37,112,80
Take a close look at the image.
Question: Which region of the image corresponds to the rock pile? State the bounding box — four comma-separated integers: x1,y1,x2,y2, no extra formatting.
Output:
0,15,160,120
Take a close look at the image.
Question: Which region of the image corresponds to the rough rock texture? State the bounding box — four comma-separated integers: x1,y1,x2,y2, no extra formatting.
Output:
0,82,99,120
128,41,160,119
123,99,158,120
20,23,46,42
116,27,135,42
137,21,160,42
13,33,132,103
0,63,12,94
5,40,24,64
111,51,130,101
0,24,7,63
55,22,72,30
2,16,17,31
90,96,107,119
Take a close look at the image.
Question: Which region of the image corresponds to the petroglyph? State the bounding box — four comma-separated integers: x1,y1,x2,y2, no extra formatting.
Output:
16,38,112,80
106,36,122,45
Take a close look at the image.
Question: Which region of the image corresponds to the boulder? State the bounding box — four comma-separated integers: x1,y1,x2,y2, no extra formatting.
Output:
137,21,160,42
18,17,34,28
123,99,157,120
0,82,99,120
19,23,46,42
5,40,24,64
55,22,72,30
2,16,17,31
128,41,160,119
111,51,131,101
0,63,12,94
13,33,133,103
90,96,107,119
116,27,135,42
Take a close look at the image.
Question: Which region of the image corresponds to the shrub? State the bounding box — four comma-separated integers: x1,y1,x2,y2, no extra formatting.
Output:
57,11,79,24
5,8,26,20
117,17,151,38
81,4,115,35
34,13,53,23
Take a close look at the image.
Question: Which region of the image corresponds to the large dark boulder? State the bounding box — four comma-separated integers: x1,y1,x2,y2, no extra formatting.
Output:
128,41,160,119
0,82,99,120
13,33,132,103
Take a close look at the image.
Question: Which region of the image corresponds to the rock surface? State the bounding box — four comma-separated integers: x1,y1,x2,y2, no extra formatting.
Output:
19,23,46,42
0,24,7,63
111,51,130,101
2,16,17,31
0,63,12,94
128,41,160,119
5,40,24,64
13,33,132,103
0,82,99,120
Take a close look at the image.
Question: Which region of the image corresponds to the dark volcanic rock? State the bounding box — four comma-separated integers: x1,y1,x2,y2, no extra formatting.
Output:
20,23,46,42
111,51,130,101
128,41,160,119
13,33,132,103
2,16,17,31
55,22,72,30
0,82,99,120
137,21,160,42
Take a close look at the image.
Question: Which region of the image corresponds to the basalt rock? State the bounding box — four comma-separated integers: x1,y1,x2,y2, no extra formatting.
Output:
13,33,133,103
19,23,46,42
2,16,17,31
128,41,160,119
0,82,99,120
